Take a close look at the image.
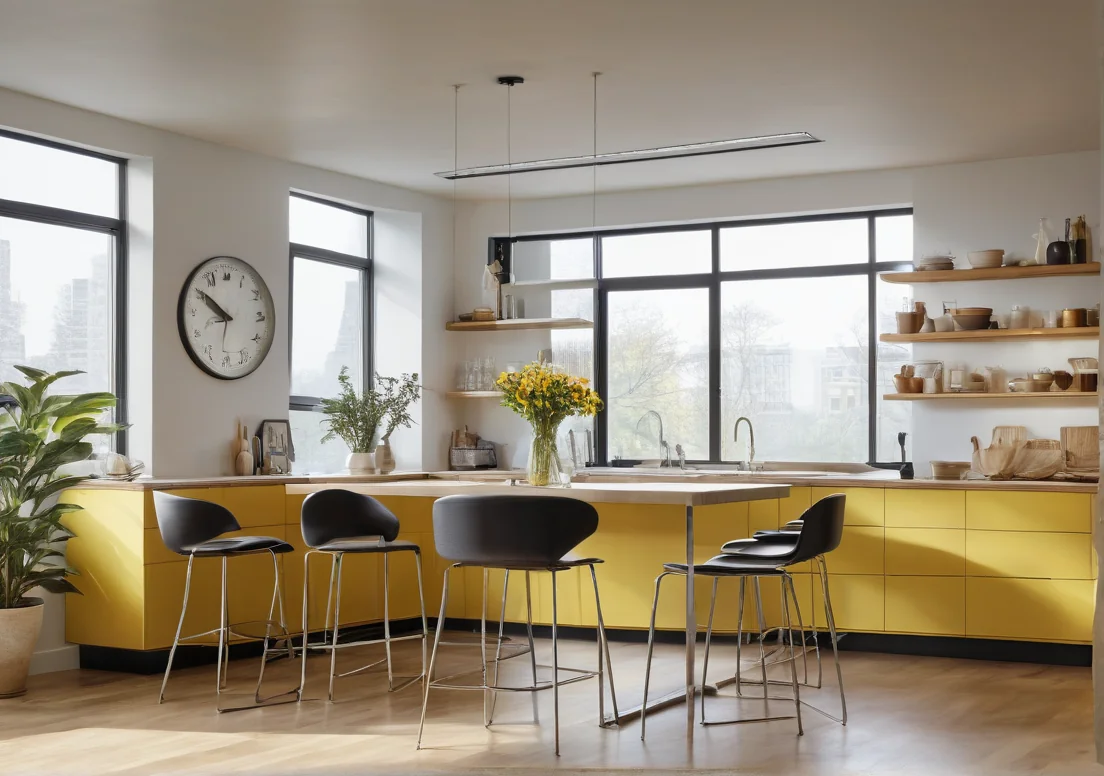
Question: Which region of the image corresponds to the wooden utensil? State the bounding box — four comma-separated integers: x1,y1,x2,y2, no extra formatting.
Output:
1060,426,1099,469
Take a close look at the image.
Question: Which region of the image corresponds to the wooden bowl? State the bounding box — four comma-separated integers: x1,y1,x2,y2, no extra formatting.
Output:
953,307,993,316
893,375,914,394
952,313,993,331
931,460,971,480
908,377,925,393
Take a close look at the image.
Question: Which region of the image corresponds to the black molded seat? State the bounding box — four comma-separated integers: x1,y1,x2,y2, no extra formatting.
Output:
301,488,417,554
154,491,291,557
432,494,599,567
186,536,293,556
663,555,789,576
721,495,845,560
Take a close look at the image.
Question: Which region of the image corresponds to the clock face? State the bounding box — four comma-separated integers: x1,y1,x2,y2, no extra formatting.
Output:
176,256,275,380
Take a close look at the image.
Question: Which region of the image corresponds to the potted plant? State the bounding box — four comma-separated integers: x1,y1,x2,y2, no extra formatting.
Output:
495,362,602,486
375,373,420,474
320,368,419,475
0,366,121,697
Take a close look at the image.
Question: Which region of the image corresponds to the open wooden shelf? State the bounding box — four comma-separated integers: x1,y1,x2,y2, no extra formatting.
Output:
446,317,593,332
881,262,1099,284
884,392,1098,402
446,391,501,399
881,327,1099,343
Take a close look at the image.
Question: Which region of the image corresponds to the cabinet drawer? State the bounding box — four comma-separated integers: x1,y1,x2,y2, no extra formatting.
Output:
811,487,883,526
885,528,964,576
965,491,1091,533
966,578,1093,643
965,531,1091,580
828,526,884,575
885,489,965,529
885,576,965,636
813,574,883,633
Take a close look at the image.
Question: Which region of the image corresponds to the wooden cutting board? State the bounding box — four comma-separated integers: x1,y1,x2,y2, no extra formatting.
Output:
1061,426,1099,469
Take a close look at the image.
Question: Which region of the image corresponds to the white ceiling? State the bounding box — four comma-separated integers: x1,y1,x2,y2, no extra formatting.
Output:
0,0,1097,199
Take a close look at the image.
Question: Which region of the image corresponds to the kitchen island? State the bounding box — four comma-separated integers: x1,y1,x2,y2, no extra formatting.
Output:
61,470,1096,690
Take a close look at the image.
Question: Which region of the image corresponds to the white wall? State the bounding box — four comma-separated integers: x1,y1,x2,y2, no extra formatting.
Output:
452,151,1100,473
0,86,456,672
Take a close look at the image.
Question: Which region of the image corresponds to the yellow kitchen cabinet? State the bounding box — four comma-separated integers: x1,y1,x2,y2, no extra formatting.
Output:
884,528,965,576
884,576,965,636
828,526,885,575
885,489,965,529
779,487,813,525
966,491,1091,533
811,486,883,526
966,577,1094,643
965,530,1092,580
811,574,884,633
748,498,779,534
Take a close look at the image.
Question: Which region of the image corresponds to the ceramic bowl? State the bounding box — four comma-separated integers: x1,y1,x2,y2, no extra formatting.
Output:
952,313,993,331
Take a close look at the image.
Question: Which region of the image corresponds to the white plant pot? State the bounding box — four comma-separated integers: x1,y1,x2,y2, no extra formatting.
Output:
345,451,377,475
0,598,44,698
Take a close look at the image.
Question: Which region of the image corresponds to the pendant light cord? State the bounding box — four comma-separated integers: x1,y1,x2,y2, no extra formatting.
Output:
506,81,513,241
592,72,600,229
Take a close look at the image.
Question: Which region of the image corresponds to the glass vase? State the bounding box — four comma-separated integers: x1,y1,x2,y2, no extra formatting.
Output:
527,424,563,487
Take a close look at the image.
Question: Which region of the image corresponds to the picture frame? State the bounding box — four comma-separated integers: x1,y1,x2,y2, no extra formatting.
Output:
256,418,294,474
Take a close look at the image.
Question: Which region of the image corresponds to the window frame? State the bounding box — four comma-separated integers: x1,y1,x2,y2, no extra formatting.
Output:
499,208,913,465
287,192,374,415
0,128,128,452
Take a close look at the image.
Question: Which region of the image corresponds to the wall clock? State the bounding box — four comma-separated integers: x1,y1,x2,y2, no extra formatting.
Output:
176,256,275,380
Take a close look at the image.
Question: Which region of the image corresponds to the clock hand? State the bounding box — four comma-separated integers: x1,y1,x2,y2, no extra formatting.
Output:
200,291,234,322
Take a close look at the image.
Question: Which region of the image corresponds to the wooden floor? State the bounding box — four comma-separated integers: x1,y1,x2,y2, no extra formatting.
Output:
0,634,1096,775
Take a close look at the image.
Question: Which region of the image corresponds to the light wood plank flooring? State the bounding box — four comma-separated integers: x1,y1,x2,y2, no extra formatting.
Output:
0,635,1095,775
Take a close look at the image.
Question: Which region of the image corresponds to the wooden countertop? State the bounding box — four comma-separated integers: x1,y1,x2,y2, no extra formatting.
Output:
69,470,1098,494
285,479,791,507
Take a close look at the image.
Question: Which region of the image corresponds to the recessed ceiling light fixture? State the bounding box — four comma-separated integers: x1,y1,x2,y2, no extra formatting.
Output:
436,76,821,181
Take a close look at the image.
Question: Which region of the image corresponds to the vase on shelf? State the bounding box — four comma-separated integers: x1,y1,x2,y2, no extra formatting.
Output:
345,451,376,475
527,422,563,487
376,440,396,474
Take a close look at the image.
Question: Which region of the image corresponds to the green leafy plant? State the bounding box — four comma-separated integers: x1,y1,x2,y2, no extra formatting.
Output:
0,366,122,609
378,372,420,442
320,368,420,452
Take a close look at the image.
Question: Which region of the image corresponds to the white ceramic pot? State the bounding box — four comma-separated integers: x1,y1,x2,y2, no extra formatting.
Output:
376,441,396,474
345,451,377,475
0,598,44,698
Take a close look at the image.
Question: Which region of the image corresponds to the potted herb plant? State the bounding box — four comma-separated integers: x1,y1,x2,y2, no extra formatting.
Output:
374,373,420,474
320,367,420,475
0,367,121,697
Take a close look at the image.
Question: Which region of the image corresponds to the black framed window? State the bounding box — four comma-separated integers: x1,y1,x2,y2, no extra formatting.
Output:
287,193,372,474
0,129,127,452
502,209,913,465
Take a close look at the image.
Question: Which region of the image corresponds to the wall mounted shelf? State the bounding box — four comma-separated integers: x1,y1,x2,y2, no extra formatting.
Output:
446,391,501,399
445,317,593,332
881,262,1100,284
880,327,1099,343
507,278,598,290
884,392,1098,402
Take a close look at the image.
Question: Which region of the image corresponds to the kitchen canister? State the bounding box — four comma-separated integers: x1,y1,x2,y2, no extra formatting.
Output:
1062,308,1087,328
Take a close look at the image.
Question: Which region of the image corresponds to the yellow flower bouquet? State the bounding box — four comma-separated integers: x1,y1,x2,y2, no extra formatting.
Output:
495,362,603,486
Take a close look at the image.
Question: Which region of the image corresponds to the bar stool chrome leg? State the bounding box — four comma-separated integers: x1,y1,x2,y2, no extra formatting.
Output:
589,563,620,725
640,570,673,741
383,553,394,690
327,553,345,701
551,568,560,756
417,564,453,750
159,553,195,704
819,556,848,724
782,574,803,735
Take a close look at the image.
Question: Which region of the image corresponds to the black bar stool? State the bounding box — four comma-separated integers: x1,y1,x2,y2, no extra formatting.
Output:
297,489,428,701
720,493,848,724
641,493,846,738
153,491,296,712
417,494,618,756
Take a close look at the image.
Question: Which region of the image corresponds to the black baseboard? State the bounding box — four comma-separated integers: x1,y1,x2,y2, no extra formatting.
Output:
80,618,1091,674
833,632,1092,667
79,617,428,675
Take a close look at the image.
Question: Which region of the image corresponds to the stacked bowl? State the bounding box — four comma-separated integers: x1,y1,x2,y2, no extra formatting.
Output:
915,255,954,271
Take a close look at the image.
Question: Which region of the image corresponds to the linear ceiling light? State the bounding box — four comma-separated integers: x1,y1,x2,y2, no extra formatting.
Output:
435,131,822,180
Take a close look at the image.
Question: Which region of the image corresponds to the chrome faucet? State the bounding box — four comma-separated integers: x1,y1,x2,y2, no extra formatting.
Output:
636,410,671,467
734,416,755,470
